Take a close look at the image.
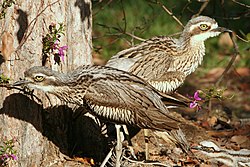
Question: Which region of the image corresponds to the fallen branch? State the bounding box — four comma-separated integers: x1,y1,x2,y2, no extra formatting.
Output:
123,156,171,167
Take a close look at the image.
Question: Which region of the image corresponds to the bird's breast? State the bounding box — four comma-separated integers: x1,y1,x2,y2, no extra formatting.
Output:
173,44,205,76
149,80,182,93
90,104,135,125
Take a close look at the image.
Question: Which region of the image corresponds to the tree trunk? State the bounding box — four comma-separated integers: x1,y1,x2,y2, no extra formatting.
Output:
0,0,105,166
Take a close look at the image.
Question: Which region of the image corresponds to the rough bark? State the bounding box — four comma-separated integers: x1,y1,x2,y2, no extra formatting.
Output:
0,0,105,166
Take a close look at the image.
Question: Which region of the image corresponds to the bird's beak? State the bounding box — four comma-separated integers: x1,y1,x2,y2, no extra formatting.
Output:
213,27,232,33
11,79,31,86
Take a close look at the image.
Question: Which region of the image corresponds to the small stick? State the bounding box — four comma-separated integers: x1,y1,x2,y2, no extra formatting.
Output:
158,1,184,28
215,32,239,86
123,156,171,167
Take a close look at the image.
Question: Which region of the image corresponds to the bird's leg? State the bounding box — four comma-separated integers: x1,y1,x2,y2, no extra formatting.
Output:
122,125,137,159
122,125,131,144
144,129,149,160
115,124,123,167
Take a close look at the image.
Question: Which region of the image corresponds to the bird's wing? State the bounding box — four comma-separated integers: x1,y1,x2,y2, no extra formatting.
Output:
128,52,186,93
106,36,185,93
84,77,180,131
106,36,178,71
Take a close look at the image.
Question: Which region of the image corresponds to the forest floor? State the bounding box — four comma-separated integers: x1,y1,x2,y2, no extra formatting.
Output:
129,67,250,166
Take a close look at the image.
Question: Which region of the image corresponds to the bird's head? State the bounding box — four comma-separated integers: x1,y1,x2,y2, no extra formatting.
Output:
181,16,231,45
12,66,64,93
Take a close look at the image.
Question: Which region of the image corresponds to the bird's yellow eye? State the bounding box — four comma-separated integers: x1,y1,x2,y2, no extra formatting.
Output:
199,24,209,30
34,75,44,82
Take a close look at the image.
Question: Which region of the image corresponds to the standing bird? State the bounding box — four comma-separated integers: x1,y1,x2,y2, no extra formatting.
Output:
106,15,231,160
12,65,188,166
107,16,231,93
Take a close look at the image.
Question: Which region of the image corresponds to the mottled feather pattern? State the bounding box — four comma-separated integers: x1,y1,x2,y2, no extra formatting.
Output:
110,36,179,61
107,16,222,93
19,65,184,131
107,35,201,93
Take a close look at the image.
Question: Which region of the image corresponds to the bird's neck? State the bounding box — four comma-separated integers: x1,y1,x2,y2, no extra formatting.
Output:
175,35,206,76
179,32,206,48
52,85,84,106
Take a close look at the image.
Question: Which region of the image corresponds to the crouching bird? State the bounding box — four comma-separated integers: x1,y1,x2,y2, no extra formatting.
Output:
12,65,189,166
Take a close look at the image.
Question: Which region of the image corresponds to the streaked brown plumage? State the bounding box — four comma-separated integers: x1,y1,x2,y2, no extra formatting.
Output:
13,66,190,166
107,16,231,93
12,65,187,133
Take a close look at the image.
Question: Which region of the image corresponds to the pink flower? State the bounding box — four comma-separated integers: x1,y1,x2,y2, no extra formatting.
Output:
52,40,68,62
188,91,202,109
0,154,8,161
10,154,17,161
53,40,59,50
58,45,68,61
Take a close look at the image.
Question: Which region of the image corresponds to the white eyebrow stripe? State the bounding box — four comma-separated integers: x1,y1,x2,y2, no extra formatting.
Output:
35,73,46,76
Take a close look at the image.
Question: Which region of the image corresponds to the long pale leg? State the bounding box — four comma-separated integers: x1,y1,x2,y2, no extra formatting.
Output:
144,129,149,160
115,124,123,167
101,124,133,167
122,125,137,159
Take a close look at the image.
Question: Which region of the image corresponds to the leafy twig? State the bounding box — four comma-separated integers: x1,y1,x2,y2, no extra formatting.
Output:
42,23,67,65
0,137,17,166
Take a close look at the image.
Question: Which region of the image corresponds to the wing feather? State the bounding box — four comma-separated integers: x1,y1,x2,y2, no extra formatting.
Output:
84,77,180,131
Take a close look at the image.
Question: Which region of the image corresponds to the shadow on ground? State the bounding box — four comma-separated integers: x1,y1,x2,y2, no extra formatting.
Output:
0,93,113,164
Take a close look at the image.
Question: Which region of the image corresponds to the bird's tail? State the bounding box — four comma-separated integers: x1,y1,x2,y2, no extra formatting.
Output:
154,128,190,154
160,93,188,108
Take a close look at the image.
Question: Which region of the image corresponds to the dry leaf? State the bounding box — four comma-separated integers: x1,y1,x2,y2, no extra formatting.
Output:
1,31,14,60
73,156,95,165
231,135,248,145
236,68,250,77
208,116,217,127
